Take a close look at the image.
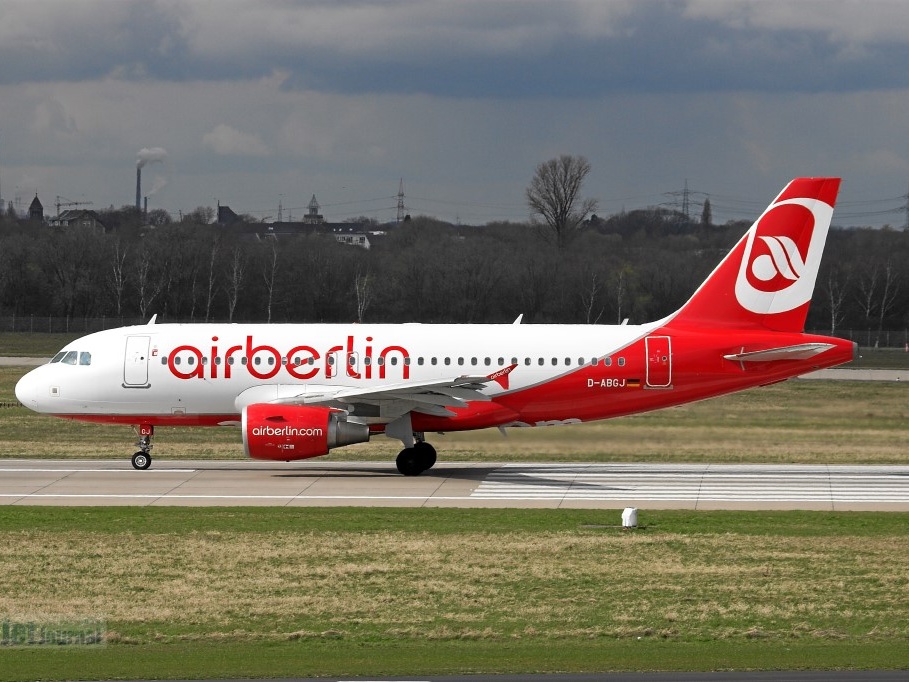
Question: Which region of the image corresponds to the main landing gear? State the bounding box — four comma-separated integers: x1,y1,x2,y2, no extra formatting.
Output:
395,434,437,476
131,424,153,470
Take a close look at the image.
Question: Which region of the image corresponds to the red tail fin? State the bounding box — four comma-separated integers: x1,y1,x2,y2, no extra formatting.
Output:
669,178,840,333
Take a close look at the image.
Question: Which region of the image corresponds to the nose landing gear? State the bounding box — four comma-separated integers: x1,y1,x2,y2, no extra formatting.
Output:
131,424,153,470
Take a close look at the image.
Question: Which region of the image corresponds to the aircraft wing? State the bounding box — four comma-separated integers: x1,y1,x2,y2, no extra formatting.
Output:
270,375,493,419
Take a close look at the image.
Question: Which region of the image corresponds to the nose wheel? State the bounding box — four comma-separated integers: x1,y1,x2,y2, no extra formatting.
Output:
132,425,154,470
131,452,152,470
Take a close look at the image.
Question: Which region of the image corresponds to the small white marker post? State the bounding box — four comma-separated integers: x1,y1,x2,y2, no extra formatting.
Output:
621,507,638,528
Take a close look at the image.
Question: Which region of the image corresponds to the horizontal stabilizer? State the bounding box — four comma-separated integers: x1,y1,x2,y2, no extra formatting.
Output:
723,343,836,363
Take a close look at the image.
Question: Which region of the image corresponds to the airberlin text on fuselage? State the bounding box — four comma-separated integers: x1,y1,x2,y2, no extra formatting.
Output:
166,335,410,381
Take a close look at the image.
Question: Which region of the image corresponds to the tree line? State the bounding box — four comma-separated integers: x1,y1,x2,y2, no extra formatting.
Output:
0,205,907,344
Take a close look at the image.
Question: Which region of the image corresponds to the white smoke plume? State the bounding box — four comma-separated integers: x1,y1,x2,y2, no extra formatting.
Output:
136,147,167,168
147,175,168,197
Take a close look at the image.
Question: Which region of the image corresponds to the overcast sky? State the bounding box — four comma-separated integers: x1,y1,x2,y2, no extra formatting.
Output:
2,0,909,226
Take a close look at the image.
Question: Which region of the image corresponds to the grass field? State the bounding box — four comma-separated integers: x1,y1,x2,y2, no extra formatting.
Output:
0,507,907,680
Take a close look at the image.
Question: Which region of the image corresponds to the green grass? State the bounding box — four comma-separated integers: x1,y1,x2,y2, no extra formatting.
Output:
0,333,81,357
0,508,908,680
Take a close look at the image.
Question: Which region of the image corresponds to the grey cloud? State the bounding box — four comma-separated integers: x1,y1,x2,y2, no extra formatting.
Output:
3,1,909,97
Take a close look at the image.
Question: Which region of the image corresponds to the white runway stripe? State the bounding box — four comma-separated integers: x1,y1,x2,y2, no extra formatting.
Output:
470,463,909,503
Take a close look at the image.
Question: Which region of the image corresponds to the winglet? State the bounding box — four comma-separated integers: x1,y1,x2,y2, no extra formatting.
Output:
487,363,518,390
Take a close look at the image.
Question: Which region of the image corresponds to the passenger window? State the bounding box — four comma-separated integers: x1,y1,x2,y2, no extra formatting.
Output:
51,352,66,364
457,357,464,366
187,356,195,366
431,357,438,365
618,357,626,366
350,356,358,366
471,358,478,366
391,357,398,365
511,357,518,365
327,356,334,366
254,357,261,366
377,357,385,366
161,357,168,365
538,358,544,366
577,357,584,365
404,358,411,366
604,357,612,367
417,357,424,366
551,358,557,366
524,358,531,366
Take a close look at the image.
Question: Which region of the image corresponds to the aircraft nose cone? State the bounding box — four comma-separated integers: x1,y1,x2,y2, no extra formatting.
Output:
15,369,40,410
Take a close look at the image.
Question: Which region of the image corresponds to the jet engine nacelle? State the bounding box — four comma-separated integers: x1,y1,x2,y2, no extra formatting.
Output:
242,404,370,461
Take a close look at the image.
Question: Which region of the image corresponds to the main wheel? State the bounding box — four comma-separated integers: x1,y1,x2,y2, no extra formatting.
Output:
413,441,437,472
131,452,152,470
396,448,423,476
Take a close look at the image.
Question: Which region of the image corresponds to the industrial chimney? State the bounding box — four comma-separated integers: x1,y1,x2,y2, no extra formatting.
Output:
136,167,141,211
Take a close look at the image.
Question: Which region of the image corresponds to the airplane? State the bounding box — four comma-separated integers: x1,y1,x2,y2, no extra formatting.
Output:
15,177,856,474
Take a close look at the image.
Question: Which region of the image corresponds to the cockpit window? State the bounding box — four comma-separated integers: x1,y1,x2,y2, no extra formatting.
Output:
50,350,91,366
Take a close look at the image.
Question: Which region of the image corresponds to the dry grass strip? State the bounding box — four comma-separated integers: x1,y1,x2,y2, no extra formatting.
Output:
2,529,907,642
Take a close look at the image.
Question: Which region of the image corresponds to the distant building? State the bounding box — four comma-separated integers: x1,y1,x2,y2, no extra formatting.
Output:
50,209,106,230
28,194,44,222
303,194,324,224
217,204,241,226
330,224,372,249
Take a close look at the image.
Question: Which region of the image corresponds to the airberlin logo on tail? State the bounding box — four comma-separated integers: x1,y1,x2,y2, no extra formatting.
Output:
751,235,804,283
735,197,834,315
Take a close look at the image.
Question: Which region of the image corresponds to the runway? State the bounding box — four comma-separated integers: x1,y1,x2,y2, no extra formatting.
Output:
1,460,908,510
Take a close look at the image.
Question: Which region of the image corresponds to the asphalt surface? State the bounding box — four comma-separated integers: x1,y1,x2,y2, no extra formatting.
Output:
2,460,908,510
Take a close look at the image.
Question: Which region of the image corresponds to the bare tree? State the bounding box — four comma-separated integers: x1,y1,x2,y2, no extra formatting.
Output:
612,265,632,324
262,239,279,323
204,239,219,322
822,267,849,335
225,246,246,322
580,270,605,324
526,155,598,249
875,258,900,347
135,248,163,320
354,268,372,323
108,239,129,317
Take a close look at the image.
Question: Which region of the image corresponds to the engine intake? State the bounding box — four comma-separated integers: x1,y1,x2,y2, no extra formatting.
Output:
242,404,369,461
